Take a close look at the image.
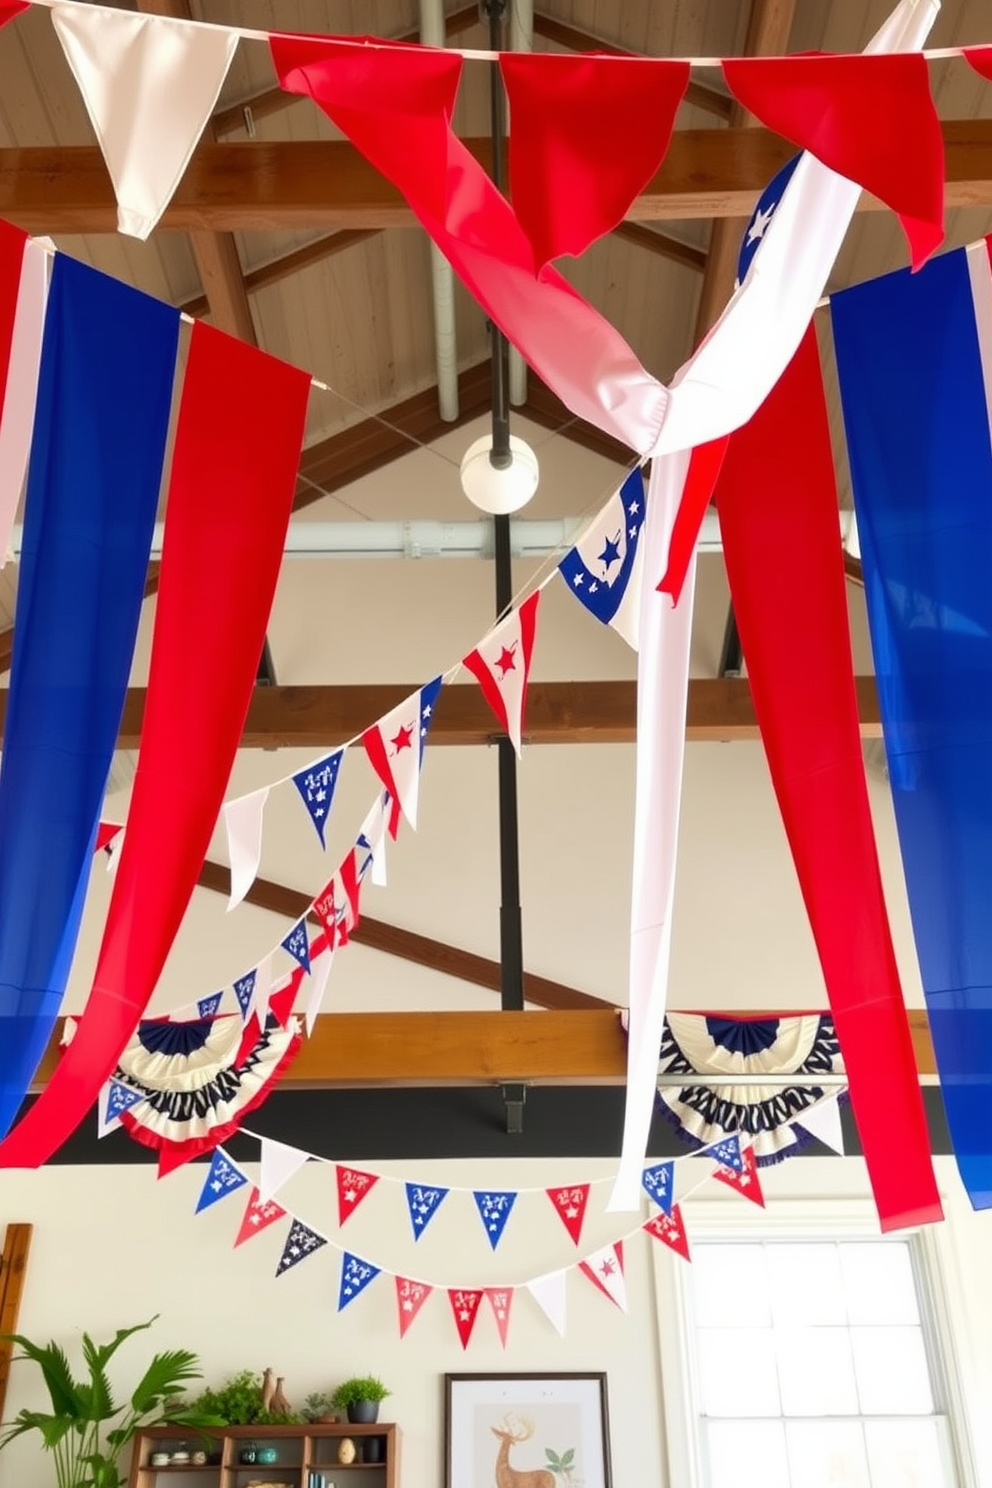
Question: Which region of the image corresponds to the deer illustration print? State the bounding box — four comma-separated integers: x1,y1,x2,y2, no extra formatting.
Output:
491,1415,555,1488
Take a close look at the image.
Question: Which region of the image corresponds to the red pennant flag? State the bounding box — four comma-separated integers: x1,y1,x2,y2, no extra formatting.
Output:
95,821,123,853
713,1145,765,1208
578,1240,626,1311
721,53,944,270
395,1275,432,1339
336,1165,379,1225
448,1287,484,1349
657,436,730,602
964,47,992,82
485,1287,514,1349
462,591,540,757
500,53,688,268
233,1187,287,1248
546,1184,590,1247
644,1204,691,1262
715,326,940,1232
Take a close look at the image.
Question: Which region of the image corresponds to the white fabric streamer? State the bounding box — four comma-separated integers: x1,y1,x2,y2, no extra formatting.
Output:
0,238,47,565
222,787,268,911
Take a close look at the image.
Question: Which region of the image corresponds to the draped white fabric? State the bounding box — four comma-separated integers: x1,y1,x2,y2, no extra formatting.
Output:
0,238,47,564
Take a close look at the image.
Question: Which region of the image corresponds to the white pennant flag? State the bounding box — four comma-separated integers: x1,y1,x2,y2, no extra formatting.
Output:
0,237,47,564
223,788,269,911
794,1093,847,1156
303,944,334,1036
252,954,273,1028
462,592,540,757
525,1270,567,1337
259,1137,309,1203
579,1241,627,1312
358,793,390,888
51,5,239,240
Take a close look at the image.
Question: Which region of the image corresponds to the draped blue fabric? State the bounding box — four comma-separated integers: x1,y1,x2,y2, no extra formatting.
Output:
0,255,178,1136
832,245,992,1208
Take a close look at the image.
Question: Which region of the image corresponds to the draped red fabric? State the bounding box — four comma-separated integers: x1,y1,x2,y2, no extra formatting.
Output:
0,323,310,1167
715,325,941,1230
0,219,26,421
655,436,730,601
964,46,992,81
271,37,667,457
499,53,689,268
722,53,944,270
0,5,28,25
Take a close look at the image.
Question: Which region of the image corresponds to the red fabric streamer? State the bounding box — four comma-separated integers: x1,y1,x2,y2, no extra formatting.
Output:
271,36,666,457
715,325,941,1231
0,219,26,421
0,5,28,26
0,323,310,1167
656,436,730,601
964,46,992,81
499,53,688,268
722,53,944,270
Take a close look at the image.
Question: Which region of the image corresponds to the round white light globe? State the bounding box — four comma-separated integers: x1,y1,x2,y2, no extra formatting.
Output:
459,434,539,515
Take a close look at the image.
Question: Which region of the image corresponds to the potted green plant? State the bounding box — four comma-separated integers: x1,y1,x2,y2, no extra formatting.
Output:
0,1315,221,1488
329,1375,391,1424
302,1392,337,1425
184,1370,301,1426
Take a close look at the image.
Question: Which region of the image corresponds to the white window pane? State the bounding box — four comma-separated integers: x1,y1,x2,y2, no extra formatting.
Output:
694,1244,772,1327
840,1243,921,1325
768,1244,849,1325
851,1327,934,1415
706,1419,790,1488
698,1327,780,1416
864,1418,952,1488
786,1420,871,1488
777,1328,860,1417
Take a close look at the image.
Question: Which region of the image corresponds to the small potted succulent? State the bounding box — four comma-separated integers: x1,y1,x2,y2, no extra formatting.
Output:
303,1391,338,1425
330,1375,391,1424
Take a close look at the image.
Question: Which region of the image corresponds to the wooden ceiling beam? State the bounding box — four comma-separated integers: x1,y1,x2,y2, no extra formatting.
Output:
5,121,992,233
612,221,707,274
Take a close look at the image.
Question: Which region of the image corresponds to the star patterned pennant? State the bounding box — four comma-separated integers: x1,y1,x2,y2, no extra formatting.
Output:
713,1144,765,1208
281,920,311,976
312,879,341,946
335,1165,380,1225
103,1078,144,1126
473,1190,517,1250
485,1287,514,1348
558,467,646,648
462,591,540,757
644,1203,691,1262
578,1240,627,1311
395,1275,433,1339
702,1134,744,1173
362,675,443,838
194,1148,248,1213
292,749,344,849
546,1184,590,1247
448,1287,484,1349
275,1218,327,1277
197,993,223,1019
405,1182,449,1240
641,1161,675,1215
338,1251,381,1311
233,970,257,1022
233,1186,287,1248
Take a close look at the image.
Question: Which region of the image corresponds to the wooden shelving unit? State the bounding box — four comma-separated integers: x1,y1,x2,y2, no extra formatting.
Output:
128,1423,399,1488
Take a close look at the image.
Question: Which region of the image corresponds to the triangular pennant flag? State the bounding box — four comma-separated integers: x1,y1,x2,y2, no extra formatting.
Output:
500,52,688,268
964,47,992,84
526,1270,567,1337
281,921,311,976
644,1204,691,1262
259,1137,309,1204
395,1275,433,1339
337,849,364,935
338,1251,380,1311
405,1181,448,1240
95,821,123,853
222,787,268,911
99,1078,143,1135
275,1218,327,1277
357,792,390,887
558,469,645,648
267,974,297,1031
546,1184,590,1247
713,1145,766,1208
51,4,239,239
703,1134,744,1173
336,1165,380,1226
473,1190,517,1251
793,1094,846,1156
197,992,223,1019
251,955,273,1028
578,1241,627,1311
448,1288,484,1349
233,970,257,1022
292,749,344,849
194,1148,248,1213
721,52,944,269
362,675,443,837
304,944,334,1036
641,1161,675,1216
485,1287,514,1348
462,592,539,757
233,1187,287,1247
312,879,340,944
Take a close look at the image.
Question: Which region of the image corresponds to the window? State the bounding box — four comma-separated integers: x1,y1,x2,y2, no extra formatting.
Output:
685,1235,962,1488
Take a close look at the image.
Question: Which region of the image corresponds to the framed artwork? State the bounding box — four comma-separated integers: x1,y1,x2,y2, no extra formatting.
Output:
444,1372,612,1488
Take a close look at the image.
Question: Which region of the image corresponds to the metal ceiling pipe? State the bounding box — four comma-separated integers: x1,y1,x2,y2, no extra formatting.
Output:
420,0,459,421
507,0,533,409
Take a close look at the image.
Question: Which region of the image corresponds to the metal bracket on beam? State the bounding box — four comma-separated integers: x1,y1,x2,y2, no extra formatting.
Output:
502,1082,527,1135
718,605,744,678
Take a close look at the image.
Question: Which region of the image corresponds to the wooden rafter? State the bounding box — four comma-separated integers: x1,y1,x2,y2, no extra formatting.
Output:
0,1223,32,1420
612,221,707,274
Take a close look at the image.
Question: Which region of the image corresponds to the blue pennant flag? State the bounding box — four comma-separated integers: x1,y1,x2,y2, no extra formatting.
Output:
736,154,800,286
275,1218,327,1277
197,993,223,1019
105,1080,144,1122
405,1182,448,1241
703,1134,744,1173
195,1149,248,1213
282,921,311,976
641,1161,675,1215
338,1251,381,1310
558,468,645,649
233,971,256,1021
418,675,444,758
473,1190,517,1251
292,750,344,849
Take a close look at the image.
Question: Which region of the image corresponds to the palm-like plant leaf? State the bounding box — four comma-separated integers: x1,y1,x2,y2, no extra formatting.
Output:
2,1334,82,1417
130,1350,203,1414
80,1332,117,1422
0,1409,75,1452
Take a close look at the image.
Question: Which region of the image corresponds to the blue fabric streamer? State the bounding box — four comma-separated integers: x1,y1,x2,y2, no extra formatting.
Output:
832,244,992,1208
0,255,178,1136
